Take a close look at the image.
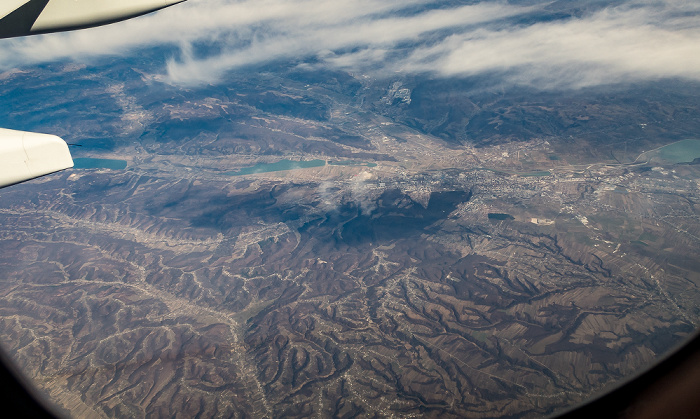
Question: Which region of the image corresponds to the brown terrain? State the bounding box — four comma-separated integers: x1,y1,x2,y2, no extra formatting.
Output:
0,64,699,418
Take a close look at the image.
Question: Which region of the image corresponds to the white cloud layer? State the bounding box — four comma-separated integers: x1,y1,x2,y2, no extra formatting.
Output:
1,0,699,89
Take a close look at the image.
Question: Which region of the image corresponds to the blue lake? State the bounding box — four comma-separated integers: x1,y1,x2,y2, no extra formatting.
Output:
225,159,327,176
73,158,128,170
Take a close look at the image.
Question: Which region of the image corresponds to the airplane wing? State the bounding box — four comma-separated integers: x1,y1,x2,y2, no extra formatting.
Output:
0,0,186,188
0,128,73,188
0,0,185,39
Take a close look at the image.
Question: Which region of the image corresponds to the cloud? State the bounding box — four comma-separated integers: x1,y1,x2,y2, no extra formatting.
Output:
0,0,432,66
1,0,700,89
349,171,377,215
397,3,700,88
163,0,532,84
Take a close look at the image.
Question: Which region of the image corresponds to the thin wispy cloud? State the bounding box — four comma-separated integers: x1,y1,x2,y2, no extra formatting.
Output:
398,4,700,88
1,0,699,89
165,1,531,83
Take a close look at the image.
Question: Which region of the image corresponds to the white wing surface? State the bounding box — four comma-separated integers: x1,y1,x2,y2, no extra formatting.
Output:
0,128,73,188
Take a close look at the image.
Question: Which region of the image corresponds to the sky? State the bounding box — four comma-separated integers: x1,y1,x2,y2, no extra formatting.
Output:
0,0,699,89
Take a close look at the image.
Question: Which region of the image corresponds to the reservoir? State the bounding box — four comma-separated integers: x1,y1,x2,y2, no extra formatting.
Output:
650,139,700,164
73,158,127,170
225,159,326,176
